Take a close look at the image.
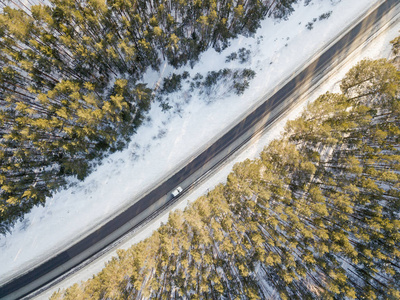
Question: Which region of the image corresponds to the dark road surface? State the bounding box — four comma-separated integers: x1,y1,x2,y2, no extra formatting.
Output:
1,0,399,299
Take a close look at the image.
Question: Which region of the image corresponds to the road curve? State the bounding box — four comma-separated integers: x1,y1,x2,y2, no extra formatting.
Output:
1,0,399,299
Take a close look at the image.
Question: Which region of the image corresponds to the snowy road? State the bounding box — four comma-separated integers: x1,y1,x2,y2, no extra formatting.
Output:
1,0,400,299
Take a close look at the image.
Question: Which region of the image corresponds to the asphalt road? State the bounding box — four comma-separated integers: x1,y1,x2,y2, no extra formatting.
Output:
1,0,399,299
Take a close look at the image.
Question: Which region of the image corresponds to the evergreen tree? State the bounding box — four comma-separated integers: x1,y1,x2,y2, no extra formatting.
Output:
52,57,400,299
1,0,298,235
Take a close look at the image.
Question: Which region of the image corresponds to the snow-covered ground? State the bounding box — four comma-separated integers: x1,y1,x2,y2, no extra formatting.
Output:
1,0,398,291
37,19,400,298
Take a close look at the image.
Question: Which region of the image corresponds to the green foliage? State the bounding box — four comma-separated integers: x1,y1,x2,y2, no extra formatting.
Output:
391,32,400,55
225,51,238,63
319,11,332,21
238,47,251,63
189,68,256,96
52,59,400,299
340,58,400,103
161,73,183,94
0,0,297,233
233,68,256,95
306,21,314,30
225,47,251,63
272,0,298,19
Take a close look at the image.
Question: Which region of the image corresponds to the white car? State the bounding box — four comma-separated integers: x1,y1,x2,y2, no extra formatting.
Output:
171,186,183,197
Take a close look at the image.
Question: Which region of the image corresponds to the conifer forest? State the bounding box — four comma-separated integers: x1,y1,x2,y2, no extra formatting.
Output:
0,0,297,234
50,43,400,298
0,0,399,298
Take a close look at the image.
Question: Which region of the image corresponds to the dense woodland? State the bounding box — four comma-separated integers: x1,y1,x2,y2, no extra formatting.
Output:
0,0,298,234
51,43,400,299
